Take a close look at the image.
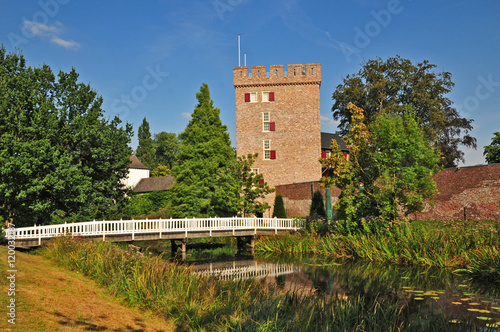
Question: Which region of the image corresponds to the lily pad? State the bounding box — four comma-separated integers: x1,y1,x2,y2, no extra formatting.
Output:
477,316,492,321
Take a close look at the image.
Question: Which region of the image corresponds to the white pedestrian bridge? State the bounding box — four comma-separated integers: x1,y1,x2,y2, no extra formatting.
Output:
8,217,303,247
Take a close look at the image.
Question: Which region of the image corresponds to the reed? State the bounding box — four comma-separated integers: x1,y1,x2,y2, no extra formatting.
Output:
41,236,466,331
255,220,500,280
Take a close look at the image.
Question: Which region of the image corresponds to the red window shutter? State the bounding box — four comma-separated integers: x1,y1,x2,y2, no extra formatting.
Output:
270,150,276,160
321,151,327,158
269,92,275,101
244,93,250,102
269,122,275,131
258,178,264,184
343,152,348,159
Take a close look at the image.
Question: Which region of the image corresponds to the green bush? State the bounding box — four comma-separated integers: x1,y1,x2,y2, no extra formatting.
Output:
309,190,326,217
272,194,287,218
128,190,171,217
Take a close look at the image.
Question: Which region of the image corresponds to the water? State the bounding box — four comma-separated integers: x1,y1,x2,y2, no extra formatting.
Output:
136,240,500,329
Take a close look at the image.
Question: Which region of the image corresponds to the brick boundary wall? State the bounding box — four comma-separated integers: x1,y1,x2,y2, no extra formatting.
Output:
410,163,500,221
277,164,500,220
275,181,341,218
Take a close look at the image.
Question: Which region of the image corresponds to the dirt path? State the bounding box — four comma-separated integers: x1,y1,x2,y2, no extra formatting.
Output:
0,246,174,331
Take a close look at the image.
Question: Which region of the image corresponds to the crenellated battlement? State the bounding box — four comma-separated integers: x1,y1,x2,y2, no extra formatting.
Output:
233,63,321,87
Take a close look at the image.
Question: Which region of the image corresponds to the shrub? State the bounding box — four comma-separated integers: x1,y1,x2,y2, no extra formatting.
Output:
272,194,287,218
309,190,326,217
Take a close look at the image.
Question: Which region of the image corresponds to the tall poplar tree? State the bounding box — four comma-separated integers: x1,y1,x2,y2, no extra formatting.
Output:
169,84,235,217
136,117,155,167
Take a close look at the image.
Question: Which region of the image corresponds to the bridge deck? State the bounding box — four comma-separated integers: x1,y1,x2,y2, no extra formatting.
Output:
7,217,303,247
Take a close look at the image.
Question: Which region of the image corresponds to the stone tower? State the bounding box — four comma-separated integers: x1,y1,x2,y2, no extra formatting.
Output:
233,63,322,215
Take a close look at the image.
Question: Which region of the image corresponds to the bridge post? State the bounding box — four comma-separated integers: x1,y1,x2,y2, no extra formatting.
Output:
181,238,187,261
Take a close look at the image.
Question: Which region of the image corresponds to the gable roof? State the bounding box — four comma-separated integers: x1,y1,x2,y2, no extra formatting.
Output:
133,176,175,193
321,132,349,151
129,155,149,169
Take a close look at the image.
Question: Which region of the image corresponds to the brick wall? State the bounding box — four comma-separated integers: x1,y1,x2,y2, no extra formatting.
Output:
275,181,341,217
277,164,500,220
234,64,322,213
410,164,500,221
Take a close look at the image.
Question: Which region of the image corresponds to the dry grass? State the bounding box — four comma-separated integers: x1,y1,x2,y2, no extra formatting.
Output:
0,246,173,332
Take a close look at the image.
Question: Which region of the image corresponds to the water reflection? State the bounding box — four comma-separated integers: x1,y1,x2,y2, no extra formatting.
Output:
190,252,500,329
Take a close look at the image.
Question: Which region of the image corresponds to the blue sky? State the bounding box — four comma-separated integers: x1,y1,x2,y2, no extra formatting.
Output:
1,0,499,166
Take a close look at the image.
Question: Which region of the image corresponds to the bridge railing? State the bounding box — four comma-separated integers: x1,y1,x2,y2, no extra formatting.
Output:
10,217,304,240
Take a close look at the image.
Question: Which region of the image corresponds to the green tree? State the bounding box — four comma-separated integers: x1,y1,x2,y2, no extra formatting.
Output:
136,117,155,167
272,194,287,218
169,84,235,217
331,56,476,167
0,47,133,226
369,108,441,220
212,154,274,217
151,165,171,177
321,103,440,224
484,132,500,164
309,191,326,218
154,131,179,169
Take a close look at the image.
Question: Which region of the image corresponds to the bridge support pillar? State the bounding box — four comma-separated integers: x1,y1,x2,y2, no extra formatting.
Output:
181,238,187,261
237,236,256,254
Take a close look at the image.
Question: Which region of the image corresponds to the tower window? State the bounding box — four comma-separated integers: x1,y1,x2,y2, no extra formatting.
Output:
245,92,257,102
263,140,271,160
262,92,269,102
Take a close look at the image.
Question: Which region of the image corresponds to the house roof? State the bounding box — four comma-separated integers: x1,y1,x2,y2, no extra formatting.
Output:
129,155,149,169
321,132,349,151
133,176,175,193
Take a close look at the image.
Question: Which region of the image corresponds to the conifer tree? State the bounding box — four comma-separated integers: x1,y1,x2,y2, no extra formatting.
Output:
309,191,326,217
169,84,235,217
272,194,287,218
136,117,155,167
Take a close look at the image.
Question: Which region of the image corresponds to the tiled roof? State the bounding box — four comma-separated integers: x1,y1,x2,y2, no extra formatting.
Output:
129,155,149,169
133,176,175,193
321,132,349,151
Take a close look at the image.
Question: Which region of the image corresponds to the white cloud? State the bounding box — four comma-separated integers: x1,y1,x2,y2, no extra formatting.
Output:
181,112,191,118
51,36,80,50
320,115,339,127
23,20,61,37
22,20,80,50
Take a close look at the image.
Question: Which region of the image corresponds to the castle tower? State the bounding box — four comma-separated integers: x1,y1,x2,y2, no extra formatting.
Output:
233,63,322,215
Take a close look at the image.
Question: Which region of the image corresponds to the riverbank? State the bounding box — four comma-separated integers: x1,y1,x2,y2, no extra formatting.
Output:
0,246,172,331
35,235,472,331
255,220,500,280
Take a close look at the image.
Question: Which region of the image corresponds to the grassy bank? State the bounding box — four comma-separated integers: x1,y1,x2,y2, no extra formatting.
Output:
40,236,469,331
255,220,500,280
0,246,172,332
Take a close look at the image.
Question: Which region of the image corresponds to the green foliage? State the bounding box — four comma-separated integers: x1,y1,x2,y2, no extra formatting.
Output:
0,47,133,226
309,191,326,218
136,117,155,167
169,84,235,217
484,131,500,164
272,194,287,218
212,153,275,217
332,56,476,167
154,131,179,169
369,109,441,220
321,104,440,225
128,191,171,217
150,164,171,177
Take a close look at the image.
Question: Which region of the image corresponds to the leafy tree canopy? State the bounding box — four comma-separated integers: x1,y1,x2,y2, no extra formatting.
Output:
0,47,133,226
154,131,179,169
332,56,476,167
273,194,287,219
151,165,171,177
484,132,500,164
321,103,440,224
